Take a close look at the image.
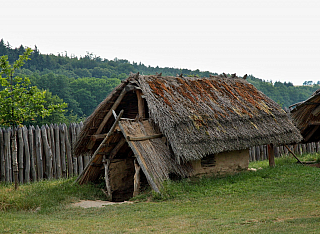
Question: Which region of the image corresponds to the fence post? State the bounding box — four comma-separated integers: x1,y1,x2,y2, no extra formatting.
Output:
0,128,5,182
59,124,67,178
35,126,43,180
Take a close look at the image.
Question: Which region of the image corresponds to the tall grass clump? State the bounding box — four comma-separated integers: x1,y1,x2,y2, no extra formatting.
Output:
0,177,105,212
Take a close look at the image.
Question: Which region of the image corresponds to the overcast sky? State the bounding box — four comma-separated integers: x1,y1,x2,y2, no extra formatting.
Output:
2,0,320,85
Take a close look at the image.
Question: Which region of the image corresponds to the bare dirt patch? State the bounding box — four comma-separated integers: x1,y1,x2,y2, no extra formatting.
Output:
71,200,133,208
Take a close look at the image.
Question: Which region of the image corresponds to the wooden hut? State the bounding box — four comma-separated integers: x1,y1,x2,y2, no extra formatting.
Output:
290,89,320,143
74,73,302,201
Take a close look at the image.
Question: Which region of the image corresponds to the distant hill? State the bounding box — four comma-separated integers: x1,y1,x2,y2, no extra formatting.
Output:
1,39,319,122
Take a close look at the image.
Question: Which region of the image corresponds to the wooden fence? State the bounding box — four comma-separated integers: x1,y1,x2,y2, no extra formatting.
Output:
1,122,319,184
0,123,92,184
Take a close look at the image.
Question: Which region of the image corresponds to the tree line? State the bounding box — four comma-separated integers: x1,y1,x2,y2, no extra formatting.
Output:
1,39,320,126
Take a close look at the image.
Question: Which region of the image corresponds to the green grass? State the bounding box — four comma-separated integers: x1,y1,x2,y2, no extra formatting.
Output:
1,153,320,233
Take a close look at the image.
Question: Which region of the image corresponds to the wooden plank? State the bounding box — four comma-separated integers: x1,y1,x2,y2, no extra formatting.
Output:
136,89,145,119
41,125,53,179
59,124,67,178
35,126,43,180
0,128,5,182
49,124,56,178
64,123,73,177
54,124,62,178
116,120,160,193
22,126,31,183
70,123,78,175
127,134,163,141
17,127,24,183
28,126,37,181
11,130,19,189
87,85,135,149
75,124,84,175
4,128,12,183
75,110,124,184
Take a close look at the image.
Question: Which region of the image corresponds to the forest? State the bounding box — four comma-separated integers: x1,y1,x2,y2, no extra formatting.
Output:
1,39,319,125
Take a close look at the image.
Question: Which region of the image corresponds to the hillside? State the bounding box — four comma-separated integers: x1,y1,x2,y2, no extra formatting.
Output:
1,39,319,124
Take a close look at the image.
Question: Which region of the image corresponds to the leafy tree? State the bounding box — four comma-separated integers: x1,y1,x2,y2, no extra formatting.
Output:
0,48,66,127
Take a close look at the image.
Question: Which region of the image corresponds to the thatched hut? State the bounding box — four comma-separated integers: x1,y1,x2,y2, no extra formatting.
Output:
290,89,320,143
74,73,302,201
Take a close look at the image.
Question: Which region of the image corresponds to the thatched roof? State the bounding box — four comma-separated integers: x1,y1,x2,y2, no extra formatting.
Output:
74,74,302,163
290,89,320,143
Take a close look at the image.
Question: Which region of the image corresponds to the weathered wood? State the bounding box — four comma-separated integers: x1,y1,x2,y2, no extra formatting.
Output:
70,124,78,175
284,145,303,164
75,124,83,175
35,126,43,180
64,123,73,177
59,124,67,178
17,127,24,183
75,110,124,184
103,157,112,200
109,138,127,159
305,125,320,142
49,124,56,178
41,126,53,179
127,134,163,141
22,126,31,183
11,130,19,189
54,124,62,178
4,128,12,182
268,144,275,167
136,89,145,119
0,128,5,182
87,85,135,149
28,126,37,181
133,158,141,197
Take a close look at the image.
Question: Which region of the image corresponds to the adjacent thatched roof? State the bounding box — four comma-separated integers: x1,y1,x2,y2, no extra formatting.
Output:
290,89,320,143
74,74,302,163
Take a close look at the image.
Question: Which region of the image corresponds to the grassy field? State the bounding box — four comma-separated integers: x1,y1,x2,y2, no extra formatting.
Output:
1,154,320,233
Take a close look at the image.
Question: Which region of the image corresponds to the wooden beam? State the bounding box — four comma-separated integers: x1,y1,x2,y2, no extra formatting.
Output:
109,138,127,159
75,110,124,184
127,134,163,141
136,89,145,119
304,125,320,142
86,85,134,149
103,156,112,200
268,144,275,167
308,121,320,126
133,158,141,197
284,145,303,165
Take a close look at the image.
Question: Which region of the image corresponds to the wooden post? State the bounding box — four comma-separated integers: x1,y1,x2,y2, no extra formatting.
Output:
70,123,78,175
12,130,19,189
35,126,43,180
48,124,56,178
268,144,275,167
59,124,67,178
4,128,12,183
28,126,37,181
75,124,83,175
133,158,141,197
17,127,24,183
102,156,112,201
0,128,5,182
41,125,53,179
54,124,62,179
64,123,73,177
136,89,145,119
22,126,31,183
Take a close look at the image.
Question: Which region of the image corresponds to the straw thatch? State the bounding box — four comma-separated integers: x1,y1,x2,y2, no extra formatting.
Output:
290,89,320,143
75,74,302,163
